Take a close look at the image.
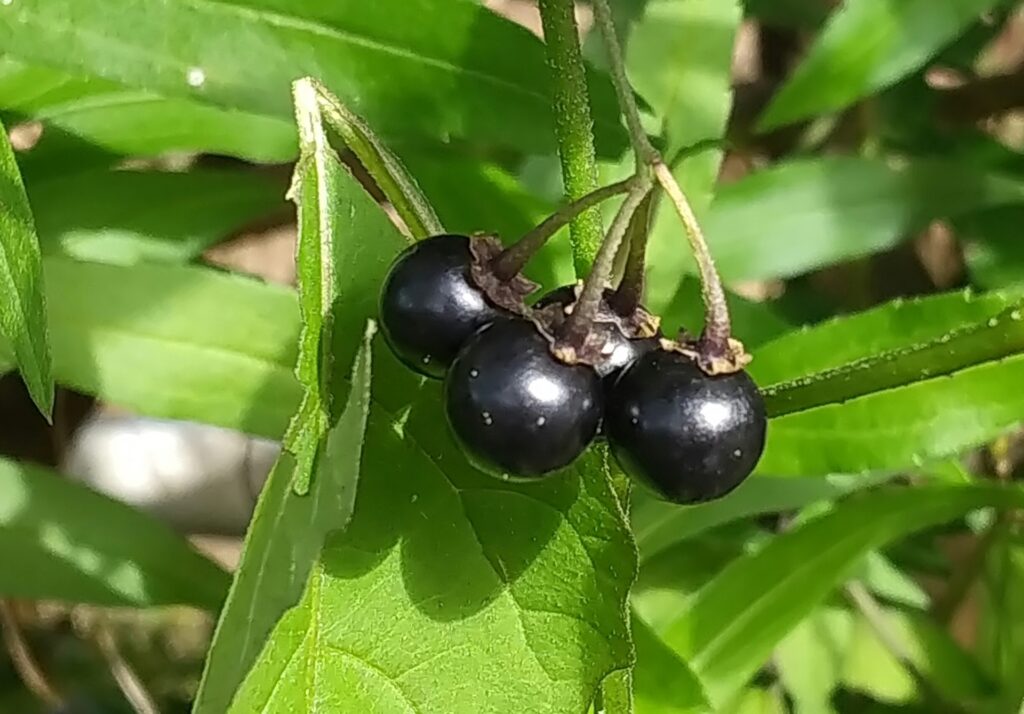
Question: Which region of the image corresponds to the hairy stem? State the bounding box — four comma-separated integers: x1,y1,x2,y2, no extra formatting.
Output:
537,0,604,275
491,178,635,280
556,184,652,350
609,191,655,315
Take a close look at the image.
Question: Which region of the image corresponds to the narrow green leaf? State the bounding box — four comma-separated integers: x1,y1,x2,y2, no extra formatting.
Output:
0,57,296,162
27,168,286,264
979,534,1024,711
0,0,624,153
761,298,1024,417
308,79,443,240
0,116,53,417
759,0,1001,131
629,0,740,312
659,484,1024,706
702,157,1024,282
751,289,1015,387
195,82,408,711
0,455,228,609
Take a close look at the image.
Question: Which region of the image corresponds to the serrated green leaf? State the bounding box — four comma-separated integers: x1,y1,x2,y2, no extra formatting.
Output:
701,157,1024,282
230,423,635,713
656,484,1024,706
0,0,624,154
0,57,296,162
26,168,286,264
0,117,53,417
0,455,228,608
628,0,740,313
758,0,1001,131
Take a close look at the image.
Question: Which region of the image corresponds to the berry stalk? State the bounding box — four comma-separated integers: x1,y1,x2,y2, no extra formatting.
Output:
491,178,635,280
554,183,652,358
609,191,654,316
590,0,745,371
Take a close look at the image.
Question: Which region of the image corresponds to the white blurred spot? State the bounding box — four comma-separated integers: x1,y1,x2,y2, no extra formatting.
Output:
186,67,206,87
699,401,731,429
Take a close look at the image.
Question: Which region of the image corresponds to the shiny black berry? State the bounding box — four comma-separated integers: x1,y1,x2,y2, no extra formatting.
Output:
379,234,504,378
535,285,658,379
445,318,603,479
606,349,766,504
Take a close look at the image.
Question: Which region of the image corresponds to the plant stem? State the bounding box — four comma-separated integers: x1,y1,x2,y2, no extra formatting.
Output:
591,0,739,366
537,0,604,275
491,178,635,280
556,183,652,351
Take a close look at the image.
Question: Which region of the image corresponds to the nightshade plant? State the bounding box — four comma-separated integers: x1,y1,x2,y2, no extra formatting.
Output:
0,0,1024,712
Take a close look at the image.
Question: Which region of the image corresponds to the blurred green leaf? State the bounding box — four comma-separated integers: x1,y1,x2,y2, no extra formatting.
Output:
0,455,228,609
0,0,624,154
758,0,1002,131
629,0,740,313
743,0,829,28
661,276,792,347
631,473,892,563
979,530,1024,712
775,608,849,714
0,116,53,417
720,687,788,714
34,258,301,437
960,207,1024,290
0,57,296,162
26,168,286,264
195,85,403,712
702,157,1024,282
655,484,1024,706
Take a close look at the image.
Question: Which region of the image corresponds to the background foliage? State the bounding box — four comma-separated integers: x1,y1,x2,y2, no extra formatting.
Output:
1,0,1024,712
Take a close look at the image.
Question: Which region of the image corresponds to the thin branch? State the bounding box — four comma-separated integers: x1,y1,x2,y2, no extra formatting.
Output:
0,600,63,709
94,623,160,714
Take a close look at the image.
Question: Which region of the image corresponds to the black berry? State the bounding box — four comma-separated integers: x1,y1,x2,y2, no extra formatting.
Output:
445,318,603,478
535,285,658,379
605,349,766,504
379,234,504,378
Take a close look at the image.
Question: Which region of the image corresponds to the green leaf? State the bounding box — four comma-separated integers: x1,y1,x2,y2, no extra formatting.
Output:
628,0,740,312
229,433,635,713
980,533,1024,712
774,608,848,714
0,57,296,162
656,483,1024,706
758,301,1024,474
701,157,1024,282
751,289,1015,387
960,206,1024,290
37,257,301,438
0,0,624,153
307,79,443,240
0,455,228,609
26,168,286,264
195,84,405,712
0,116,53,417
758,0,1001,131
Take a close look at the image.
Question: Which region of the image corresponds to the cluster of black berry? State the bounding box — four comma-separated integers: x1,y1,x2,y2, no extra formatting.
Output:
378,232,766,505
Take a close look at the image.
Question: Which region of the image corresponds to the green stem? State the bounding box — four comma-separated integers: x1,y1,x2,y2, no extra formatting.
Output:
537,0,604,276
491,178,634,281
